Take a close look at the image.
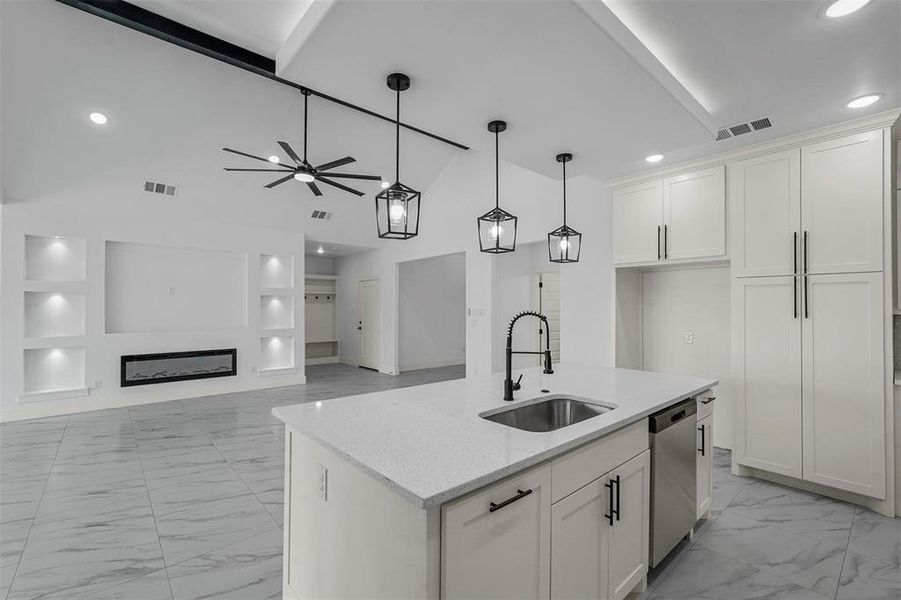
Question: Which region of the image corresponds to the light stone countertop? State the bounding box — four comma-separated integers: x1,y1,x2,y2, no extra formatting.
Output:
273,363,717,508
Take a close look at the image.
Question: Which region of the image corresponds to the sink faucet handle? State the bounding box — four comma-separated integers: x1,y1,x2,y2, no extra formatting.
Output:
512,374,523,391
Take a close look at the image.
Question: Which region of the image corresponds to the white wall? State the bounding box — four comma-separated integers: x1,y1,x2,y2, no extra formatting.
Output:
305,255,336,276
0,200,306,422
398,253,466,371
640,265,733,449
336,150,612,378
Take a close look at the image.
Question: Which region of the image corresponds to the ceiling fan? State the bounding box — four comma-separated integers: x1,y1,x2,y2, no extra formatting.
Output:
222,88,382,197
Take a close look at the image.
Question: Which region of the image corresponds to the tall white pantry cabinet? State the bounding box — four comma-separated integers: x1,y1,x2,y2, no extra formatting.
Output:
731,128,891,501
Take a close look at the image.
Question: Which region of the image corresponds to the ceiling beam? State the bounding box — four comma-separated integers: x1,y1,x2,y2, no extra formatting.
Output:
54,0,470,151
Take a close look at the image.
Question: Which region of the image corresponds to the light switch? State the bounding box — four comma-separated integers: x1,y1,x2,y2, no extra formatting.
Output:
683,331,694,344
318,464,328,501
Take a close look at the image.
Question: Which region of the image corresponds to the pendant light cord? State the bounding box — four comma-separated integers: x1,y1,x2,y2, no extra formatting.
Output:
395,87,400,183
562,160,567,226
495,129,499,209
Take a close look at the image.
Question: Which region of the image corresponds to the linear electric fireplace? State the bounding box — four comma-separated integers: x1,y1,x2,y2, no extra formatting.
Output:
120,348,237,387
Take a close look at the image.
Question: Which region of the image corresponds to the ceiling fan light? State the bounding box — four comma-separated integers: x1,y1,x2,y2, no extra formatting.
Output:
294,172,315,183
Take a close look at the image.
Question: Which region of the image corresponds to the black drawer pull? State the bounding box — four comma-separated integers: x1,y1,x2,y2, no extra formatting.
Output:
489,488,533,513
701,397,715,405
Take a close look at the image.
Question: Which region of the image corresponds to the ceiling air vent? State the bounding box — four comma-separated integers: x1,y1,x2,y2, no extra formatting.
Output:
310,210,333,221
143,180,177,196
714,116,774,141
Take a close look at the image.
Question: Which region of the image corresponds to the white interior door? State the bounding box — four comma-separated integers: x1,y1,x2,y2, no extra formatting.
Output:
662,165,725,261
730,149,801,277
801,130,883,274
801,272,885,498
732,276,802,478
358,279,380,370
612,180,663,264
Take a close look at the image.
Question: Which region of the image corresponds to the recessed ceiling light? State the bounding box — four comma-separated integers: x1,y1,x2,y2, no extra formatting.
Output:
89,112,108,125
380,180,390,189
645,154,664,163
268,155,280,163
824,0,871,18
846,94,882,109
316,246,325,254
294,172,315,183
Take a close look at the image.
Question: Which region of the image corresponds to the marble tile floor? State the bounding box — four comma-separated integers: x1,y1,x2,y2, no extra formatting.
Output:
630,448,901,600
1,363,897,599
0,364,464,600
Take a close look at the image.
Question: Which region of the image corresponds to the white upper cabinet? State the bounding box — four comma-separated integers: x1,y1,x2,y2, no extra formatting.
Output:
801,272,885,499
442,464,551,600
732,276,803,479
662,165,726,261
612,180,663,265
730,149,801,278
801,130,883,274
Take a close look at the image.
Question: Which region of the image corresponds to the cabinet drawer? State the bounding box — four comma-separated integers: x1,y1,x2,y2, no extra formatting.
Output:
697,389,715,420
551,420,648,503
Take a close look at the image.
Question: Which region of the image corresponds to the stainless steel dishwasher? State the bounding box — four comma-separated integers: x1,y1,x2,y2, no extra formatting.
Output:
649,397,698,567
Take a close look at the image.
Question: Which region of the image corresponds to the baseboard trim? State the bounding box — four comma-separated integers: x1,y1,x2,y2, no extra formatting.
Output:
399,359,466,372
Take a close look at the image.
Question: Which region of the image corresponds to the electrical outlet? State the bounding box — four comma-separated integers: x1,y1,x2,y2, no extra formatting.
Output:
683,331,694,344
92,378,102,389
318,464,327,501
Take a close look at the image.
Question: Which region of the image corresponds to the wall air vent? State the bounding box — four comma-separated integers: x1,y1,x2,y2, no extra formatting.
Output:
715,116,773,141
310,210,333,220
143,181,177,196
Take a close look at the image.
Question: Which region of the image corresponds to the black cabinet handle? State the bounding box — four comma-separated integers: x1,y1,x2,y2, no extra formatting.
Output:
803,230,808,274
664,225,669,259
701,397,715,404
804,275,809,319
698,424,706,456
793,276,798,319
793,231,798,274
603,476,620,525
657,226,661,260
489,488,532,513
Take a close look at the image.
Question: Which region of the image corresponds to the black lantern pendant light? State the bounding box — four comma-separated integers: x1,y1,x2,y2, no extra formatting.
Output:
376,73,420,239
478,120,518,253
548,153,582,263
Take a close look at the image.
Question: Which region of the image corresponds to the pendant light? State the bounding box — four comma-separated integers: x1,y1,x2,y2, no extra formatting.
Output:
376,73,420,239
547,152,581,263
477,120,518,253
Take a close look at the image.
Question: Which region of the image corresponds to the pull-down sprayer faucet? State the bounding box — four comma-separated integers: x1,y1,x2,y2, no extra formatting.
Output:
504,311,554,401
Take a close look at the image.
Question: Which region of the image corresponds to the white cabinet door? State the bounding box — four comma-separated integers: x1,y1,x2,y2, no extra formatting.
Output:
696,414,713,520
801,130,883,274
612,180,663,264
801,272,885,498
550,475,610,600
442,464,552,600
733,276,802,478
663,165,726,261
607,450,650,600
730,149,801,277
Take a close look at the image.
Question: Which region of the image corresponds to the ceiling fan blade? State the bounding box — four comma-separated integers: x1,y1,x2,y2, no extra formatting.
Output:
318,172,382,181
307,181,323,196
222,147,295,169
316,176,364,197
265,174,296,188
224,168,293,172
277,141,303,165
316,156,355,171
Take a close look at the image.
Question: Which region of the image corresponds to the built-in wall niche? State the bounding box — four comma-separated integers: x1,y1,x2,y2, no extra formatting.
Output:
260,336,294,372
23,347,86,395
25,235,86,282
261,254,294,289
260,295,294,330
24,292,86,338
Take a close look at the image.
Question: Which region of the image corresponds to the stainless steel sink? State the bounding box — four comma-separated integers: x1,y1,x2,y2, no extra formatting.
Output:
481,396,614,433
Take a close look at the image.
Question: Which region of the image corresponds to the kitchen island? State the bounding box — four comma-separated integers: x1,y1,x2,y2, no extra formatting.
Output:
273,363,716,600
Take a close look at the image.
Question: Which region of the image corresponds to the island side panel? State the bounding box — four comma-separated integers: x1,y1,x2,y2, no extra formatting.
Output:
283,427,439,599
